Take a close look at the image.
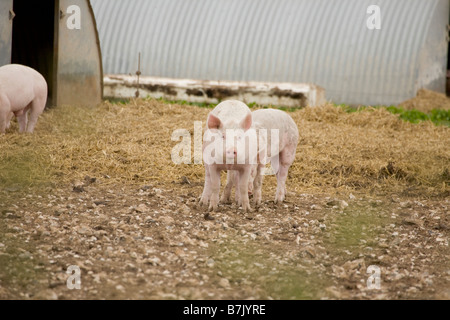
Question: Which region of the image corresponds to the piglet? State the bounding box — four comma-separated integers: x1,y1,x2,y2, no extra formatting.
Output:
222,109,299,205
0,64,48,133
252,108,299,205
199,100,254,212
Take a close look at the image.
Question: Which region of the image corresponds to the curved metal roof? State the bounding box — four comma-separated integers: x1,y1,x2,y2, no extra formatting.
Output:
91,0,449,105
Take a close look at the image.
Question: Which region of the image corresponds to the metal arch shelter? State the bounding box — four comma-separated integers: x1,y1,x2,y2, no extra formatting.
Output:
91,0,449,106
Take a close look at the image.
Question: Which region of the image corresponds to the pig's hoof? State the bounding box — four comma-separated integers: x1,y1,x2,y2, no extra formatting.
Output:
198,196,210,207
220,195,231,204
208,204,218,212
240,203,252,213
274,195,285,205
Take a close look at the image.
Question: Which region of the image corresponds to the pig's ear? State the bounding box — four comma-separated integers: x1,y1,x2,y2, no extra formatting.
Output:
240,112,252,131
207,113,222,129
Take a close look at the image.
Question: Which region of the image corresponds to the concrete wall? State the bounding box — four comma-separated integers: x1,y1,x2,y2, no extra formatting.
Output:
104,75,326,108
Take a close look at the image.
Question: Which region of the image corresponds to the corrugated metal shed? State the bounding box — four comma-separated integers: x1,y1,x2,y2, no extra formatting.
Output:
91,0,449,106
0,0,103,107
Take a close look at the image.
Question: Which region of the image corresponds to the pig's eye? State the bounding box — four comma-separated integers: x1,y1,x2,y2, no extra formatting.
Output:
222,134,225,139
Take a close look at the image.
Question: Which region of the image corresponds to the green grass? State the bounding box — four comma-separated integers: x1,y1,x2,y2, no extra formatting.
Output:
0,209,47,299
335,104,450,126
151,97,217,109
210,241,330,299
386,106,450,126
108,96,279,110
328,207,387,250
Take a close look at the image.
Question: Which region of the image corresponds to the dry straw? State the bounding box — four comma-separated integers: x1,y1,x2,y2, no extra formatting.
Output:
1,98,449,198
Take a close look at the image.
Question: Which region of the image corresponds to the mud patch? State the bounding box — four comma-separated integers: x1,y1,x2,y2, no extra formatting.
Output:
205,87,238,100
270,87,307,104
142,83,178,96
185,88,204,97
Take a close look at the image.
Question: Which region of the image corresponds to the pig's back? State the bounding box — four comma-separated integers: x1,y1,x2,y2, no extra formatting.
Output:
252,109,299,137
252,108,299,155
0,64,47,108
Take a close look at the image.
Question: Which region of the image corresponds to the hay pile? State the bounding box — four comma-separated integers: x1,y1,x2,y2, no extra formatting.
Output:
400,89,450,113
1,99,449,197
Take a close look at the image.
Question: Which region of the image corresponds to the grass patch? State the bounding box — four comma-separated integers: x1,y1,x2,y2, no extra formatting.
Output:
210,241,329,299
386,106,450,126
147,96,217,109
335,101,450,127
325,203,388,251
0,215,47,299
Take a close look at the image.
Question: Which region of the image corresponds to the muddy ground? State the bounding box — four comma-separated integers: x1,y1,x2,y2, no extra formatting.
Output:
0,99,448,300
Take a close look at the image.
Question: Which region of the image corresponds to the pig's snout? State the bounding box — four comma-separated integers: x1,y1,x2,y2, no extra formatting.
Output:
226,147,237,159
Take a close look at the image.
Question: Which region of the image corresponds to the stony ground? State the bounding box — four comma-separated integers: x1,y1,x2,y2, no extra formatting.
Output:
0,178,448,300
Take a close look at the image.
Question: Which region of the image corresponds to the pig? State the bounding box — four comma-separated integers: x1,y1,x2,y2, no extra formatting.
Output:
251,108,299,205
0,64,48,133
199,100,254,212
222,109,299,205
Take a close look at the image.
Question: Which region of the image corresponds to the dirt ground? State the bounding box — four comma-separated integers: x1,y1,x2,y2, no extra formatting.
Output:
0,99,449,300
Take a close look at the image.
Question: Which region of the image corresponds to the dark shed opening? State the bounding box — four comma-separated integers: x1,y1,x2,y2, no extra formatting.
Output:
11,0,57,107
447,8,450,96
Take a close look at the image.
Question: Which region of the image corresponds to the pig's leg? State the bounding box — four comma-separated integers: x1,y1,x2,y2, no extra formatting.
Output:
16,110,28,133
26,98,46,133
274,146,296,204
220,171,234,204
208,166,221,211
253,164,265,206
234,175,241,206
235,166,257,204
247,165,258,201
0,98,11,133
199,165,212,207
0,112,7,134
275,164,289,204
234,174,241,204
248,165,255,195
237,167,252,212
6,112,14,130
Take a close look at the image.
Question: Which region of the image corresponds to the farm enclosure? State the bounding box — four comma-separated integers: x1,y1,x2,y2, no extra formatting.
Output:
0,99,448,299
